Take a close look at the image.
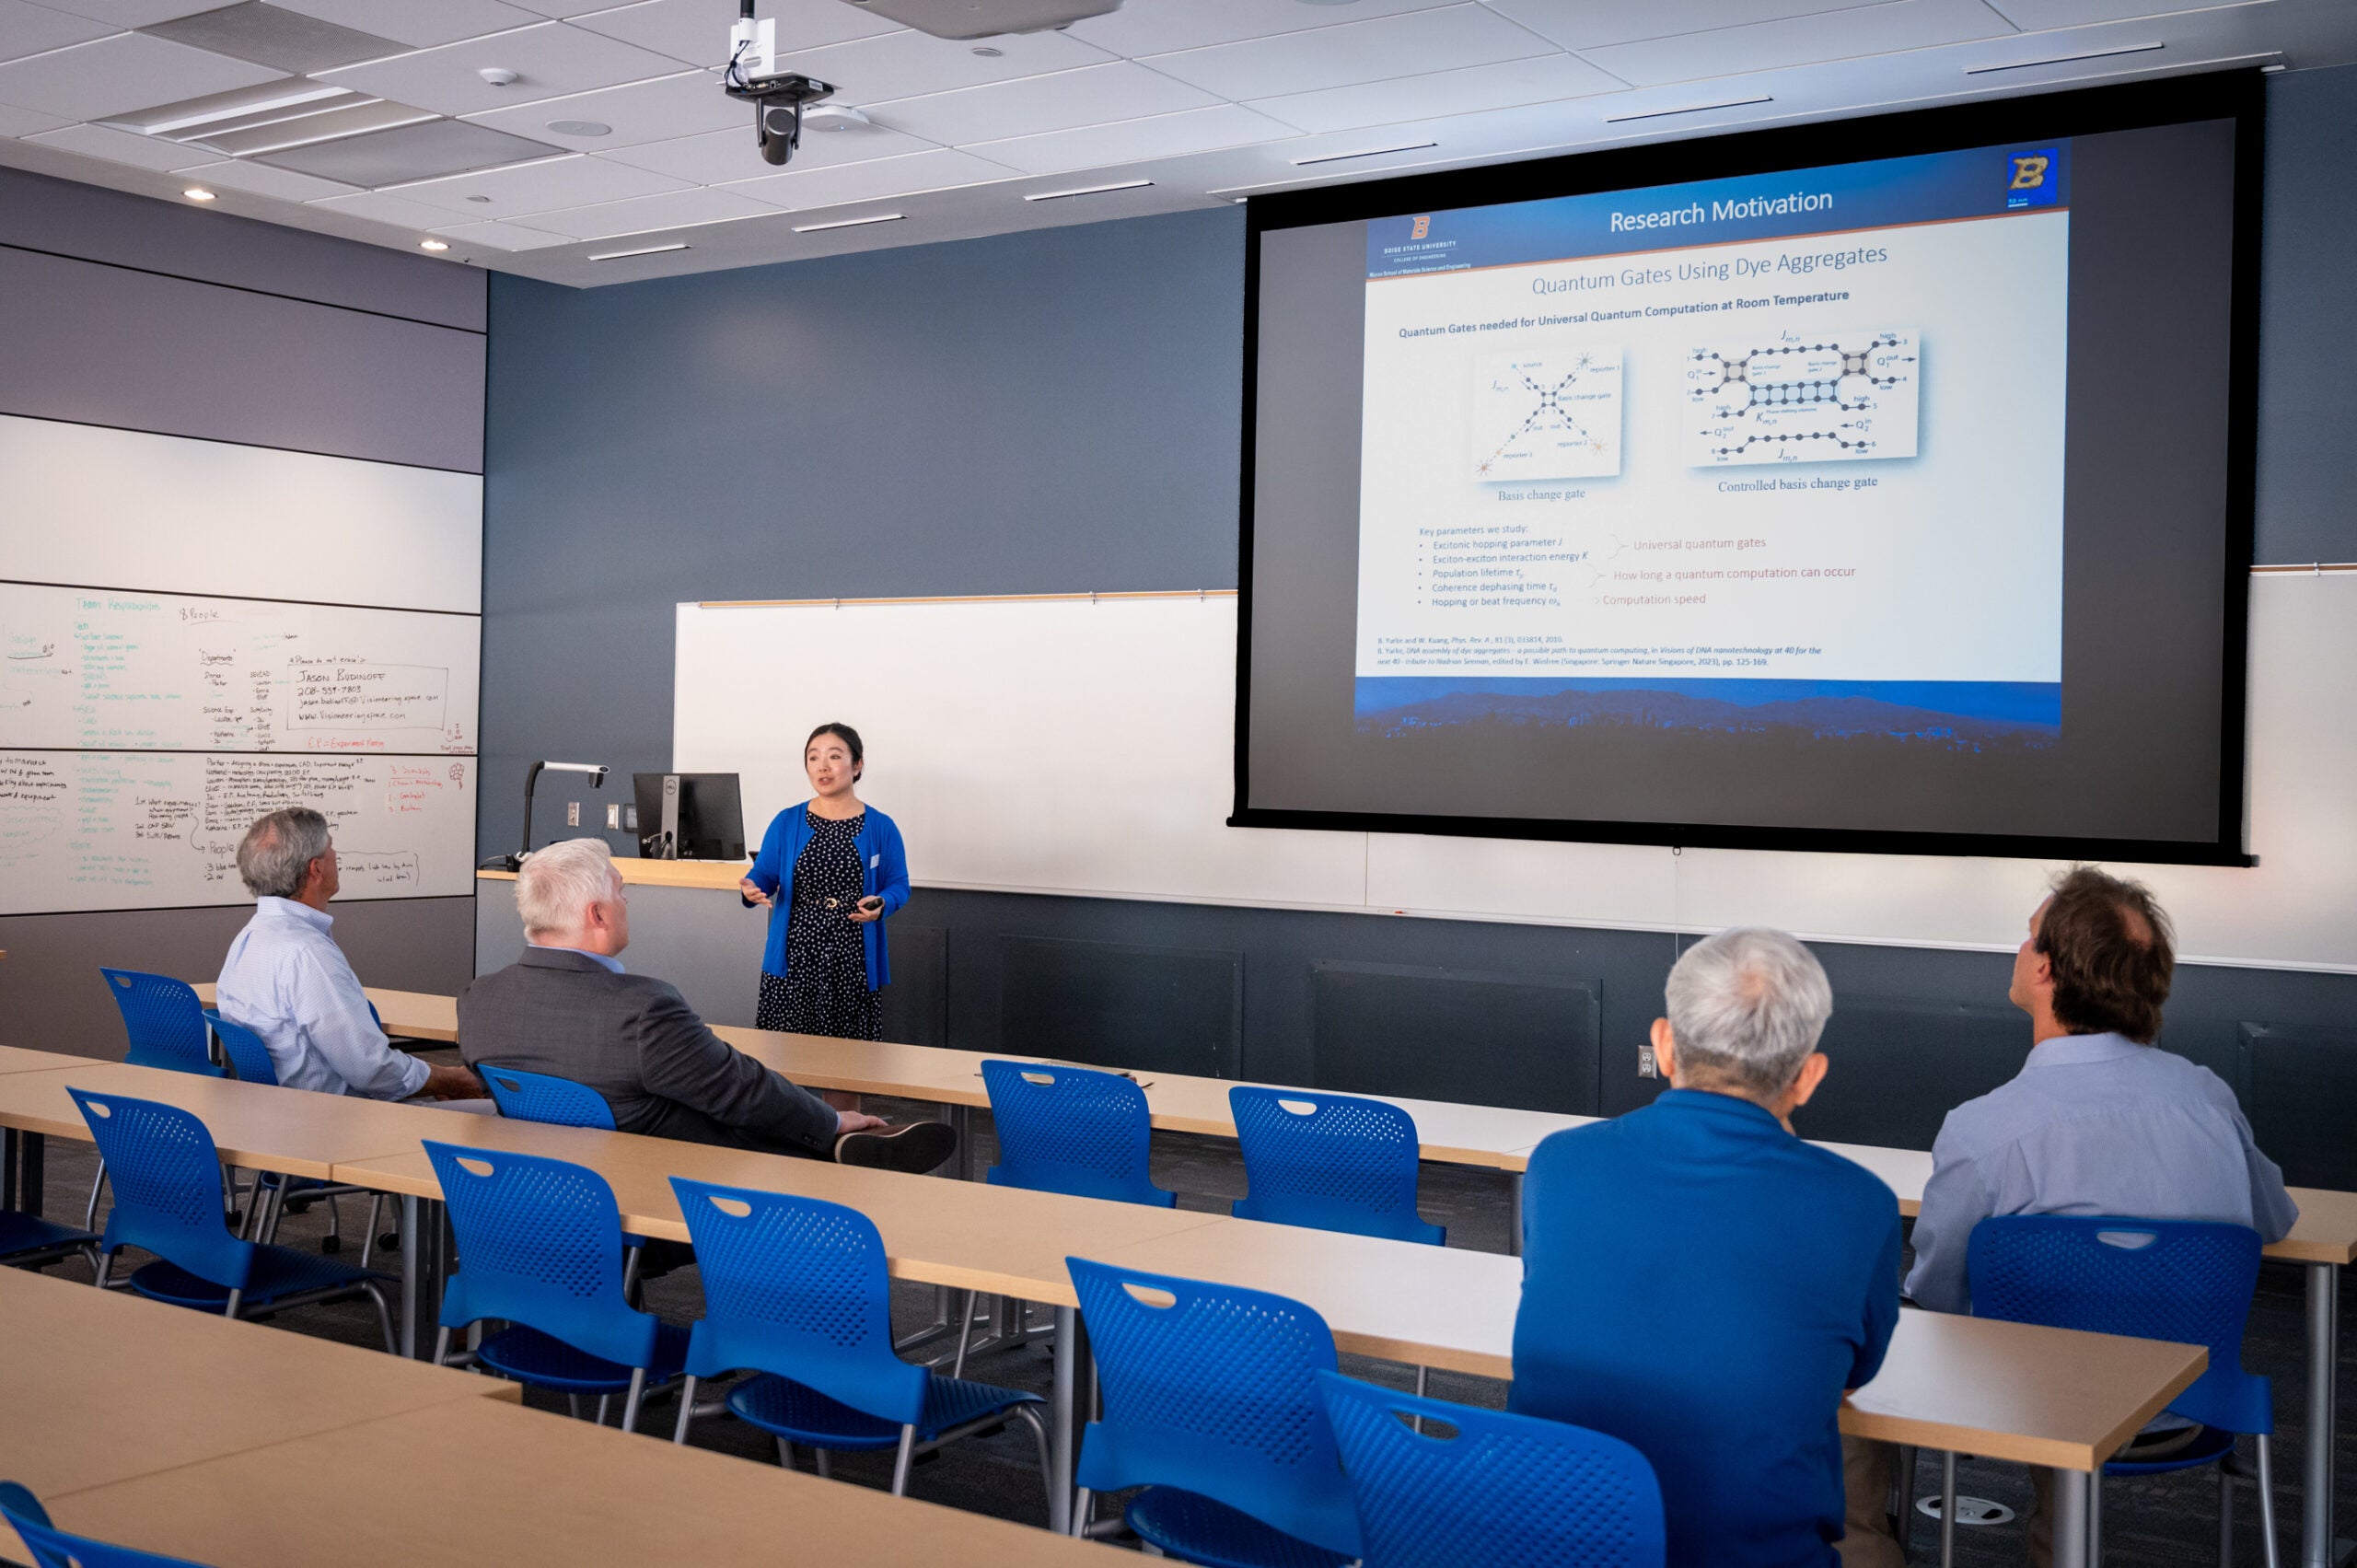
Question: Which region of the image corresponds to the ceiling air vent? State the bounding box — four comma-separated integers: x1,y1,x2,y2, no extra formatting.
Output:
840,0,1120,41
102,80,435,159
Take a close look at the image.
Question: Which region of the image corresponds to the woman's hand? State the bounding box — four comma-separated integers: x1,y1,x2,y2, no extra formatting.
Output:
739,877,772,908
849,895,886,923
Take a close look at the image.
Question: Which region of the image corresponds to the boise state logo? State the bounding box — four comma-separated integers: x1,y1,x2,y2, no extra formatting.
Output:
2005,148,2059,210
1411,215,1431,239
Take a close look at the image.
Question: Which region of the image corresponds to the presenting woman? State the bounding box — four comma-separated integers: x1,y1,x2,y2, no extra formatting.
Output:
739,725,910,1082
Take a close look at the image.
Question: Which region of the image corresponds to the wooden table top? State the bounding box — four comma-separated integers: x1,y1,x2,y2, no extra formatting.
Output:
0,1267,517,1502
477,859,752,890
0,1062,507,1179
193,981,459,1044
41,1394,1120,1568
0,1046,104,1075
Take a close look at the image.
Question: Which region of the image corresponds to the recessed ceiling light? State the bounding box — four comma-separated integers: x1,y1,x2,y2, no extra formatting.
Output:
546,119,611,136
802,105,871,132
1292,141,1435,167
1604,95,1772,124
970,45,1003,56
419,238,450,250
182,188,215,201
588,241,691,261
465,194,493,203
794,213,904,234
1025,179,1154,203
1963,41,2163,75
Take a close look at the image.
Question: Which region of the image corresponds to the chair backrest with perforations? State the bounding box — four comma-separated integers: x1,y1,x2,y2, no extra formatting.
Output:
423,1141,659,1369
202,1011,278,1088
479,1065,618,1130
0,1483,218,1568
99,970,224,1078
1068,1256,1361,1556
67,1088,250,1289
980,1060,1172,1206
1229,1086,1444,1246
1318,1371,1665,1568
670,1177,927,1422
1968,1214,2270,1434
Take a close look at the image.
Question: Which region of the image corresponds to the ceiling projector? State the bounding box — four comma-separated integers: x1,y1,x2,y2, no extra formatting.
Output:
836,0,1122,38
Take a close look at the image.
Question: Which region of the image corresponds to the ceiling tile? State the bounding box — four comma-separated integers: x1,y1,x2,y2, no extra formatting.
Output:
1143,4,1558,101
0,31,283,118
17,0,227,24
1582,0,2016,85
141,3,408,73
1066,0,1469,55
501,180,772,237
0,0,112,64
256,0,544,50
870,61,1218,145
784,22,1115,105
966,101,1298,176
1982,0,2216,24
25,119,212,168
175,154,356,196
1484,0,1901,52
252,116,561,181
1248,50,1627,134
315,19,691,117
424,215,577,249
384,149,687,215
304,186,467,226
720,144,1012,209
599,115,940,180
505,0,635,16
0,99,68,133
569,0,900,68
463,65,740,148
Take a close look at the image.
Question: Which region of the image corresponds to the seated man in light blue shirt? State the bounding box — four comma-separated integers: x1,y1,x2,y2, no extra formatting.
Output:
1841,867,2296,1567
215,807,482,1102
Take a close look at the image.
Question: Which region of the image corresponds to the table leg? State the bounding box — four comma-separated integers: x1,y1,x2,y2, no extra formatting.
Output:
1051,1305,1077,1535
1508,1171,1524,1258
400,1194,422,1358
18,1132,42,1220
2305,1261,2345,1568
2052,1470,2090,1568
949,1101,975,1184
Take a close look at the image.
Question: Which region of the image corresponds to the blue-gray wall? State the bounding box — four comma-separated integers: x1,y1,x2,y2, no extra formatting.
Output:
0,163,485,1061
482,68,2357,1182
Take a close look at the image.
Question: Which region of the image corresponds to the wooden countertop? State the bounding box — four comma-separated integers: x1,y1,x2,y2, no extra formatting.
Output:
476,859,752,889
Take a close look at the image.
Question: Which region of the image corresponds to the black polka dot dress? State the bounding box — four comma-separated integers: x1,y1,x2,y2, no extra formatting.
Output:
755,811,880,1041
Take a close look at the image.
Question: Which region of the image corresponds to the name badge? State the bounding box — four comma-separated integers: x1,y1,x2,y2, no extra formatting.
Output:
869,854,880,868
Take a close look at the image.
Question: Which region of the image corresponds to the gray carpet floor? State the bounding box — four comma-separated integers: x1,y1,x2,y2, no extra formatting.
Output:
16,1058,2348,1565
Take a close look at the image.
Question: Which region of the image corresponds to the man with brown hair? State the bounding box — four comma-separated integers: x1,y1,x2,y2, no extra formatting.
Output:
1840,867,2295,1565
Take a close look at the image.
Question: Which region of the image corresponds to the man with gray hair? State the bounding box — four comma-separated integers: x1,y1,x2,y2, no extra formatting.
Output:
1511,927,1900,1568
215,807,483,1101
459,837,955,1172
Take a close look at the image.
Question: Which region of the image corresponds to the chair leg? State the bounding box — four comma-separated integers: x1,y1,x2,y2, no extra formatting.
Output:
1072,1488,1094,1539
360,1194,385,1272
673,1375,699,1444
568,1395,583,1421
1939,1451,1956,1568
952,1288,978,1378
813,1448,831,1480
1015,1406,1055,1523
776,1437,795,1469
2219,1459,2235,1568
622,1244,643,1308
84,1162,107,1233
2089,1472,2101,1568
594,1395,610,1426
889,1424,916,1496
1411,1364,1429,1434
223,1287,243,1319
90,1251,111,1291
620,1367,648,1434
432,1325,453,1365
321,1193,343,1250
2254,1434,2282,1568
364,1283,395,1355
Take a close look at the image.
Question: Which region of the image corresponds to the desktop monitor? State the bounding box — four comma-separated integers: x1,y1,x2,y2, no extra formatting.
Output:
633,772,746,861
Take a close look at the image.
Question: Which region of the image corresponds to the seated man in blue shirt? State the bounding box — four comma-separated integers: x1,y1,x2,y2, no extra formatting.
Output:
1515,927,1901,1568
1842,867,2297,1567
215,807,483,1101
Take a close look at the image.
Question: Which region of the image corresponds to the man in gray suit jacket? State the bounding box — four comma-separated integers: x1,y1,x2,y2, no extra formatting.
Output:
461,837,954,1174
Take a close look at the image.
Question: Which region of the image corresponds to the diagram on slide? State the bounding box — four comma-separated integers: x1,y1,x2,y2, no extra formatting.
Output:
1473,348,1624,482
1682,329,1921,467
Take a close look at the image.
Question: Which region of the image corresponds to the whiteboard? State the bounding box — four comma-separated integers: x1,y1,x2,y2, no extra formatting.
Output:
673,575,2357,973
0,414,481,613
0,749,478,915
1,584,479,755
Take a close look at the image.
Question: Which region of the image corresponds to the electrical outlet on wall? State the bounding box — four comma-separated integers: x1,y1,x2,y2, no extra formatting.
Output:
1638,1041,1658,1078
567,801,580,827
606,803,621,830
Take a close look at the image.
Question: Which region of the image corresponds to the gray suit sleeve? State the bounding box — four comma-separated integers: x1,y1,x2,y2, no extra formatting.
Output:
631,983,841,1154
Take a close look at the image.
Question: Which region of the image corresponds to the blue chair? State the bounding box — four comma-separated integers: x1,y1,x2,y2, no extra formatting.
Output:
1968,1215,2279,1567
1229,1086,1443,1246
479,1063,619,1129
66,1088,393,1350
1317,1371,1665,1568
981,1060,1172,1207
669,1178,1053,1504
0,1211,100,1277
422,1141,686,1430
0,1482,217,1568
89,970,224,1231
203,1010,375,1260
1067,1256,1361,1564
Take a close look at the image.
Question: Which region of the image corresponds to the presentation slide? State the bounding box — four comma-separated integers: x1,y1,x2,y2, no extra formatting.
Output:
1355,149,2065,746
1239,79,2255,861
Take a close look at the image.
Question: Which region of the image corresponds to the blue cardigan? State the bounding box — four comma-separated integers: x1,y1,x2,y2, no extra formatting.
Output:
745,803,910,988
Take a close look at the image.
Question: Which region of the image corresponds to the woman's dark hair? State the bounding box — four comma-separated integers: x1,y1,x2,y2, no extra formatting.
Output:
806,722,865,781
2036,865,2175,1044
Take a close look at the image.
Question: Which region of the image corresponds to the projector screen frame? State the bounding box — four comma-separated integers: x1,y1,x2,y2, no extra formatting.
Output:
1231,71,2262,868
